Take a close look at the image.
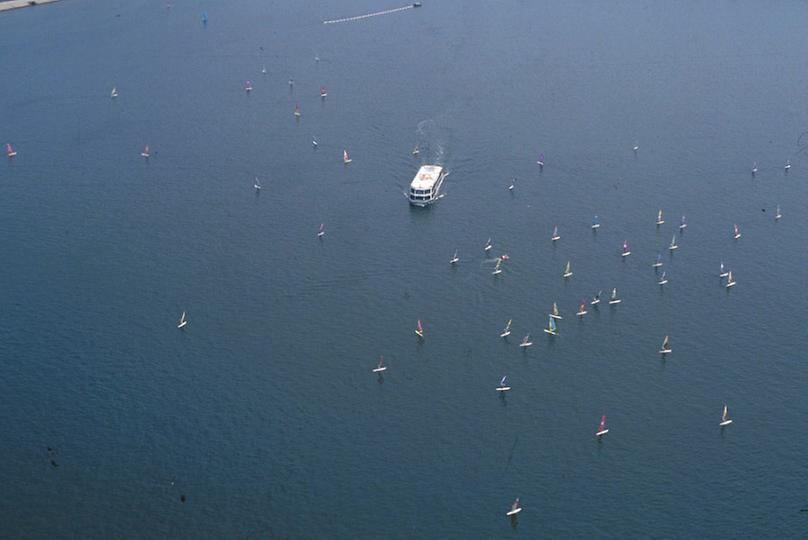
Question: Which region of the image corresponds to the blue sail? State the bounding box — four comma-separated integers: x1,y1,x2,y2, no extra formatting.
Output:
500,376,507,386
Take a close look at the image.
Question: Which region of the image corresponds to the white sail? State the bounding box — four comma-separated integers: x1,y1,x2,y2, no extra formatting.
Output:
563,261,572,277
500,319,512,337
720,404,733,426
660,335,671,353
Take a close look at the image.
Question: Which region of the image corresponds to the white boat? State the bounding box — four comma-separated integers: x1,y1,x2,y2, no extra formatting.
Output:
496,376,511,392
576,301,588,317
343,149,352,164
506,498,522,516
562,261,573,279
508,178,515,191
110,86,118,99
679,215,687,230
254,177,262,190
785,159,791,170
536,153,544,168
633,142,639,152
659,335,671,354
317,223,325,237
415,319,424,338
719,404,733,426
373,356,387,373
725,271,735,288
484,238,492,252
412,145,419,156
450,250,459,265
590,291,602,306
596,415,609,437
608,288,621,304
751,161,758,174
294,104,301,117
261,65,267,74
652,253,663,268
669,235,678,251
591,215,600,229
244,80,253,92
312,137,319,147
775,205,782,220
543,316,558,336
492,258,503,275
408,165,447,206
519,334,533,348
177,311,187,329
719,261,728,278
288,78,294,87
500,319,512,338
320,86,328,98
656,209,664,226
733,224,741,240
658,271,668,286
140,145,150,158
551,225,560,242
550,302,563,320
622,240,631,257
5,143,17,158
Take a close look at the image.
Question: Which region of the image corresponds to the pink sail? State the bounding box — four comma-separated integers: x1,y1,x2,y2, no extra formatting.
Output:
416,319,423,333
343,149,350,162
599,415,607,431
320,86,327,96
5,143,15,157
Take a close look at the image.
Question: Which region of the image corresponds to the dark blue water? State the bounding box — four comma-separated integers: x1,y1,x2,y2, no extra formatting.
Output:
1,1,807,537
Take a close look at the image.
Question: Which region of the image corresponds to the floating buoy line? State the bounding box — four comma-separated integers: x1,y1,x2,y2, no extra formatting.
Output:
323,4,416,25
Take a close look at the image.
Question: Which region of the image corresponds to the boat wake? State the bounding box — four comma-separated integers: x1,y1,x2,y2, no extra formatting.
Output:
415,119,446,166
323,4,415,25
